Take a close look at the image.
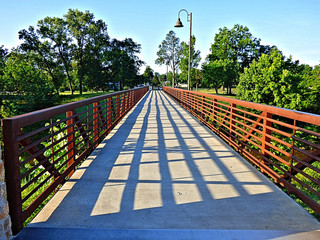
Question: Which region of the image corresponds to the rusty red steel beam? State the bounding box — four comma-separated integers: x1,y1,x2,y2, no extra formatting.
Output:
2,86,149,234
163,86,320,217
17,129,60,178
5,89,142,129
164,87,320,126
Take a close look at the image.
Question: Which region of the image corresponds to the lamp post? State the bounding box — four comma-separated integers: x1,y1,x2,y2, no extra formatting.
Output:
174,9,192,91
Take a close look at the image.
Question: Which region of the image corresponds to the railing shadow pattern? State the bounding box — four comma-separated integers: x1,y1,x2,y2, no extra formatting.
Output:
2,86,149,234
24,90,319,236
163,86,320,218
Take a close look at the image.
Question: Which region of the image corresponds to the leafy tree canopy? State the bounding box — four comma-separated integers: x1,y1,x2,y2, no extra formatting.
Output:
143,66,154,83
208,24,274,71
155,30,181,87
106,38,144,90
237,49,317,111
0,52,57,118
1,9,145,119
202,59,239,94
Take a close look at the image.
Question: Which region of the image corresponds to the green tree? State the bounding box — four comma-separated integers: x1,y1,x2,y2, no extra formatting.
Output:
0,46,9,112
237,50,314,110
300,65,320,113
0,52,57,118
10,8,146,98
37,16,75,94
202,59,239,94
179,35,201,89
106,38,143,90
208,24,262,71
83,18,110,91
166,71,173,86
152,75,160,87
202,60,225,94
65,9,108,94
155,31,181,87
19,26,64,93
143,66,154,84
159,74,167,85
0,46,8,74
193,68,202,91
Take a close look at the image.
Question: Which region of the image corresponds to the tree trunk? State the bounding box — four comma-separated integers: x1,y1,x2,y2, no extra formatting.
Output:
79,58,83,94
67,73,73,95
119,79,123,91
59,51,73,95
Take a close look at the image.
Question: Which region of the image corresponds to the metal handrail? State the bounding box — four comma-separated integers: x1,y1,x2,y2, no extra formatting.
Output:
3,86,149,234
163,86,320,218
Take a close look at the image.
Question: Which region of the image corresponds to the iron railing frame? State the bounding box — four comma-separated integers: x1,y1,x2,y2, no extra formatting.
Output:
163,86,320,217
3,86,149,234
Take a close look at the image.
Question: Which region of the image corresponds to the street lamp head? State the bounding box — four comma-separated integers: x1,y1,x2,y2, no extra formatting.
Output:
174,18,184,28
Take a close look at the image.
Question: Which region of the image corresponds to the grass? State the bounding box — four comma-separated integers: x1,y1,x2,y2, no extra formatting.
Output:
58,90,114,105
195,87,238,99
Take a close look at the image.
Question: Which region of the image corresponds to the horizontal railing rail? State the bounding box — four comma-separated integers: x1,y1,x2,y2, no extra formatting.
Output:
163,86,320,218
3,86,149,234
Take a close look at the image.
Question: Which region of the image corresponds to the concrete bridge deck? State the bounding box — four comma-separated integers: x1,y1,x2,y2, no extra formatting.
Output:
17,90,320,239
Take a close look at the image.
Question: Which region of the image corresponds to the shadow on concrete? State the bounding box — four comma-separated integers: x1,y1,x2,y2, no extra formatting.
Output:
19,90,320,239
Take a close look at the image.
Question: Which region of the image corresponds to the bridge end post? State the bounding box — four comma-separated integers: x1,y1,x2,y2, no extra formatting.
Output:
2,119,22,235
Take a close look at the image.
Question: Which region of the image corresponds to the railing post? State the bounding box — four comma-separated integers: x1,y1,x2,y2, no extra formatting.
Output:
262,111,272,165
116,95,120,119
202,95,205,119
134,89,137,104
66,111,75,178
126,92,129,112
230,103,237,142
195,94,198,113
125,92,128,113
213,98,218,129
129,91,133,108
123,93,127,113
93,102,99,143
120,93,124,116
3,119,23,234
181,90,184,108
107,97,112,129
289,119,297,183
182,90,184,106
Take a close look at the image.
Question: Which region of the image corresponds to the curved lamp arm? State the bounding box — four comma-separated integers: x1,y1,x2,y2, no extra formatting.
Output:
174,9,190,27
178,9,190,22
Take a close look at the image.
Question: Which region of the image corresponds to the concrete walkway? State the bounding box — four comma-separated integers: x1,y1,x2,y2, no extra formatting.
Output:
17,91,320,239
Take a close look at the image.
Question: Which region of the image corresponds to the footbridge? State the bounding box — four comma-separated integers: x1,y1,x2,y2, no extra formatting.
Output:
2,87,320,239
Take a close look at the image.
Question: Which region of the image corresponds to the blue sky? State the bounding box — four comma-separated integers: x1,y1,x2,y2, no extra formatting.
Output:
0,0,319,74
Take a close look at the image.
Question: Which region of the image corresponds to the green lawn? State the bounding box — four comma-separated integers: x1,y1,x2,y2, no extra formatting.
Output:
58,90,114,105
195,88,238,99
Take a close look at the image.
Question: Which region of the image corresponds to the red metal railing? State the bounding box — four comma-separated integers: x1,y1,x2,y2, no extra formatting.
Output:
2,86,148,234
163,86,320,217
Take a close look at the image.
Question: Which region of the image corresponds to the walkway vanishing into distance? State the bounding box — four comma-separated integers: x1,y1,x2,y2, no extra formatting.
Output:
17,91,320,240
